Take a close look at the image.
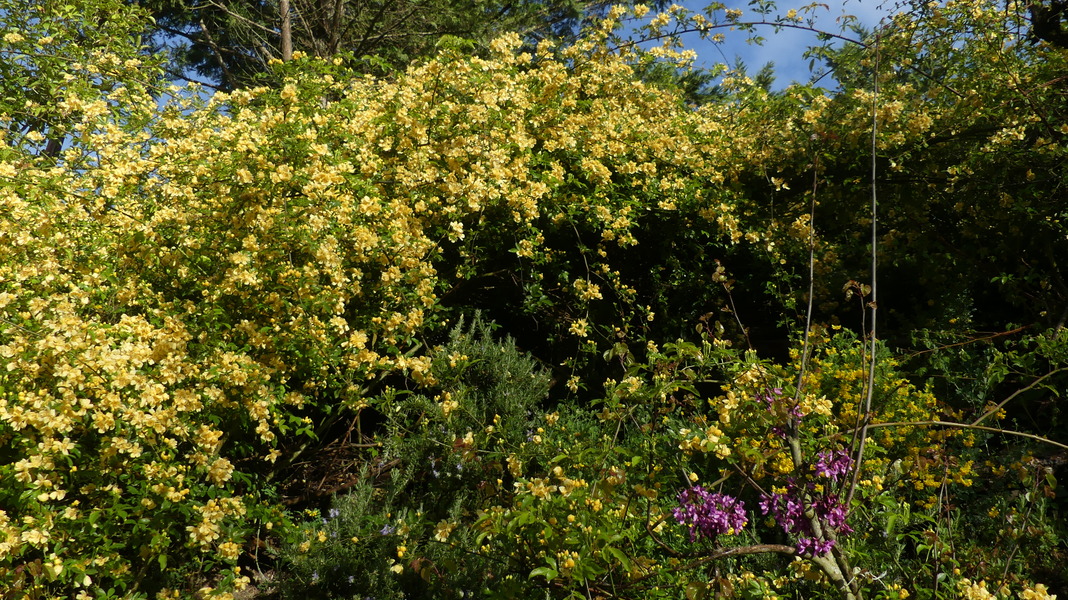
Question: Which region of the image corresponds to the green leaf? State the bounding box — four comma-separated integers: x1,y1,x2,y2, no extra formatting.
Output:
685,581,709,600
528,566,559,580
602,545,631,571
886,513,899,536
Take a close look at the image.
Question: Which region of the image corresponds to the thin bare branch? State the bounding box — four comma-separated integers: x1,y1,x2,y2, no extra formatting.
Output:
970,366,1068,426
856,421,1068,451
847,31,881,509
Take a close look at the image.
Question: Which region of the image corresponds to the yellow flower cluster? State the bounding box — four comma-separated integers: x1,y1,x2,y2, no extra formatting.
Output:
187,497,246,548
1021,584,1057,600
678,425,732,458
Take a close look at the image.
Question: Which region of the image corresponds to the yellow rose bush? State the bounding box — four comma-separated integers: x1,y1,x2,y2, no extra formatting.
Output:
0,9,771,596
2,0,1066,598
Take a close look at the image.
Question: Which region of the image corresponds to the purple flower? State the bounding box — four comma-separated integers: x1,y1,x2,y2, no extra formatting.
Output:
761,490,805,532
814,449,853,482
760,479,852,556
796,537,836,557
759,387,804,420
380,524,396,535
759,388,784,408
814,494,852,532
673,485,748,541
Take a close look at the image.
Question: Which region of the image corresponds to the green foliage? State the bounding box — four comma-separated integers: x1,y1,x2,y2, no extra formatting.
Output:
757,0,1068,336
277,314,550,600
2,1,1067,599
279,324,1059,599
0,0,164,158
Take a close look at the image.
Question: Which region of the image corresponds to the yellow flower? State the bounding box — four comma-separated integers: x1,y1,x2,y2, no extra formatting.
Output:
507,455,522,477
1021,583,1055,600
440,393,459,417
567,375,580,392
207,458,234,485
569,319,589,338
218,541,241,561
957,579,996,600
20,529,49,546
433,520,456,542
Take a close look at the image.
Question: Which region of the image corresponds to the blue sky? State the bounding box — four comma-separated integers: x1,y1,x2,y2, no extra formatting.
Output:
638,0,895,88
160,1,896,92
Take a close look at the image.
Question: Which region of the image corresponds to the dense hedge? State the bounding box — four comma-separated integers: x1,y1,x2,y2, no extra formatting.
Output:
1,1,1066,598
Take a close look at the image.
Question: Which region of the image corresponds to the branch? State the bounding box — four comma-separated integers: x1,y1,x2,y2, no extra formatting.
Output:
203,0,281,35
673,544,796,573
970,366,1068,427
199,18,234,84
847,31,881,510
280,0,292,61
857,420,1068,451
905,326,1028,359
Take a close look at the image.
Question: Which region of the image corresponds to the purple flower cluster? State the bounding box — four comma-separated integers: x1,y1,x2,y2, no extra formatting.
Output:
760,486,852,556
673,485,748,542
758,448,854,557
814,449,853,481
758,387,784,408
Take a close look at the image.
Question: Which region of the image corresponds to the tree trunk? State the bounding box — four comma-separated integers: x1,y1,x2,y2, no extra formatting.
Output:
280,0,293,61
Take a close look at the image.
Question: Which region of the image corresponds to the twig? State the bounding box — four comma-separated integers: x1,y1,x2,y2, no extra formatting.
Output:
970,366,1068,426
791,155,820,414
609,20,963,98
672,543,796,573
852,420,1068,451
847,31,881,509
904,326,1027,359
